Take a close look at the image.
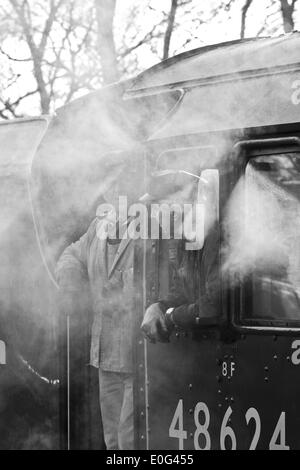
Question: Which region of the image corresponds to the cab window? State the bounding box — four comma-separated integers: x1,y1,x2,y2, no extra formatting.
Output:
240,152,300,325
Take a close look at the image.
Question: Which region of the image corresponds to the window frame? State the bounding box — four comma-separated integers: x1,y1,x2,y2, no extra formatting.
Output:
232,137,300,333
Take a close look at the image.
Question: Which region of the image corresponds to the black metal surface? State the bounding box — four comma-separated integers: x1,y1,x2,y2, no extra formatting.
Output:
135,126,300,450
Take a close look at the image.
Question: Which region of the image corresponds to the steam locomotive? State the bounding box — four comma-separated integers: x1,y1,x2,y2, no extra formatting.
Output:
0,32,300,449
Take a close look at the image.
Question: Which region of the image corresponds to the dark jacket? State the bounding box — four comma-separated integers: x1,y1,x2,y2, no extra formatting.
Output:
159,226,220,328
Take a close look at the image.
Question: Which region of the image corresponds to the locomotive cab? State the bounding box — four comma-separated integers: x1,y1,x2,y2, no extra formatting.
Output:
130,33,300,450
133,132,300,452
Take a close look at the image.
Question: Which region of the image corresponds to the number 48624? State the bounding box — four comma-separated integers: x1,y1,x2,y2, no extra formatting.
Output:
169,399,290,450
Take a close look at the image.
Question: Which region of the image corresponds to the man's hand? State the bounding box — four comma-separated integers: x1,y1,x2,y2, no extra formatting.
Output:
141,303,171,343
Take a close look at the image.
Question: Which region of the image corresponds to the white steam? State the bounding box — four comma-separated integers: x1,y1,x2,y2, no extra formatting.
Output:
224,157,300,294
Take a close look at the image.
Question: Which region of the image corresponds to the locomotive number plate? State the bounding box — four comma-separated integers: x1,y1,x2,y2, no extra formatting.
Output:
169,399,290,450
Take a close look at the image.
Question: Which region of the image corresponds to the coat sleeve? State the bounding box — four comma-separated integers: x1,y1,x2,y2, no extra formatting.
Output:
158,255,190,309
55,218,98,291
164,227,220,328
157,241,194,310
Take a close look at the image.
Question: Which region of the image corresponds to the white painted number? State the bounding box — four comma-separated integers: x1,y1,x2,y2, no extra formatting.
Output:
222,361,236,377
194,402,211,450
222,361,227,376
0,340,6,365
291,80,300,105
291,340,300,365
269,412,290,450
169,399,187,450
220,406,237,450
169,401,290,450
245,408,261,450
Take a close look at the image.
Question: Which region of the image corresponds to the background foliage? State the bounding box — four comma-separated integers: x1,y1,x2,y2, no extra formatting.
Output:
0,0,299,118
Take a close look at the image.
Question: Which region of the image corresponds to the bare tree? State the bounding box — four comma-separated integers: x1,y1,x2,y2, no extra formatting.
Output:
94,0,119,84
279,0,297,33
241,0,253,38
240,0,298,38
8,0,65,113
163,0,178,60
0,0,100,118
3,0,298,120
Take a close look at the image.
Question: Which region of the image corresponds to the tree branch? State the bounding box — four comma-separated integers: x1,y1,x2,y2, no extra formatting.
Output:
241,0,253,39
38,0,65,55
8,0,51,113
119,24,164,59
9,88,39,108
94,0,119,84
163,0,178,60
279,0,296,33
0,46,31,62
0,88,38,119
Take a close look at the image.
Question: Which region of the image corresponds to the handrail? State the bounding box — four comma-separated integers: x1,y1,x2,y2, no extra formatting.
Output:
234,136,300,149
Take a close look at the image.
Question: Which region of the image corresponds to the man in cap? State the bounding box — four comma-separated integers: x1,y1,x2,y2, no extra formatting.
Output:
56,151,143,450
